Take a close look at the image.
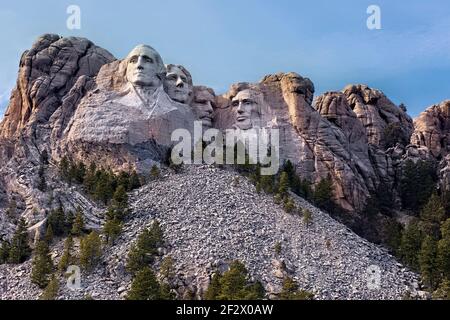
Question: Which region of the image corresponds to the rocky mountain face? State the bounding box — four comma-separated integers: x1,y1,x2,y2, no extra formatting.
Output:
0,34,448,300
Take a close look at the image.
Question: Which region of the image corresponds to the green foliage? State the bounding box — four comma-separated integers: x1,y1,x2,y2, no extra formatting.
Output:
150,165,161,180
260,175,274,194
433,279,450,300
126,267,161,300
204,273,222,300
59,158,141,205
58,236,74,272
39,275,59,300
399,220,423,271
313,176,335,212
283,197,296,214
71,208,85,236
79,231,102,272
127,222,164,275
44,224,54,244
279,276,314,300
160,256,175,281
382,219,403,255
0,241,11,264
303,209,313,226
438,219,450,281
205,260,265,300
103,218,123,245
278,172,289,197
419,193,446,239
400,160,437,212
8,218,31,264
281,161,312,199
419,236,440,290
47,206,67,237
31,241,54,288
103,185,129,244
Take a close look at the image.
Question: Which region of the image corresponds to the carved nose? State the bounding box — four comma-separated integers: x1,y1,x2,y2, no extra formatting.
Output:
137,65,144,70
176,78,184,87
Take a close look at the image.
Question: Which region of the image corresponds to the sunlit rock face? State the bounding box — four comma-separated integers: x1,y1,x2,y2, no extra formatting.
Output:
342,84,414,148
411,100,450,158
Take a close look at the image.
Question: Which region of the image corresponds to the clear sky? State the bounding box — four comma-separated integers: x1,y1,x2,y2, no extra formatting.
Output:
0,0,449,118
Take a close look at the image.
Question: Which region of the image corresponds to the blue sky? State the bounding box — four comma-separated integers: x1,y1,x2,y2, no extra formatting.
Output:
0,0,449,118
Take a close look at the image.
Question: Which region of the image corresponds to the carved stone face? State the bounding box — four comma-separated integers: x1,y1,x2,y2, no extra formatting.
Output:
192,87,215,128
166,65,193,104
231,90,260,130
126,45,164,88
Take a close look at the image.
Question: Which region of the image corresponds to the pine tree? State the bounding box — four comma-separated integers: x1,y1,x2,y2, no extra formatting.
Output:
218,260,249,300
160,256,175,281
399,220,422,270
204,273,222,300
419,235,440,290
0,241,10,264
44,224,54,244
31,240,54,288
40,275,59,300
280,276,314,300
129,171,141,190
313,176,335,212
278,172,289,197
438,219,450,281
79,231,102,271
47,207,66,236
420,193,446,239
260,175,274,194
303,209,313,226
71,208,85,236
433,279,450,300
58,236,74,272
126,267,161,300
283,197,296,213
8,218,31,264
112,185,128,212
127,222,163,275
401,160,437,212
103,218,123,245
59,156,70,182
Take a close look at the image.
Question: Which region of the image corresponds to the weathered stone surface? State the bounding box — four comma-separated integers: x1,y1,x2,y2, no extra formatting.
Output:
411,100,450,158
342,84,414,147
0,34,115,141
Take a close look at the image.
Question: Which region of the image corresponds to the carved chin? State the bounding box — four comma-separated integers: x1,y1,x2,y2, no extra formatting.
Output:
171,92,190,104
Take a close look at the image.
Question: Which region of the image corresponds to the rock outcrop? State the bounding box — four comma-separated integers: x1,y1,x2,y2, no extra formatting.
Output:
411,100,450,158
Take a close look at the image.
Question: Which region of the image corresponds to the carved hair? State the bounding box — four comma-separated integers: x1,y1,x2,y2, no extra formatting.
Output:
193,86,216,108
165,64,193,86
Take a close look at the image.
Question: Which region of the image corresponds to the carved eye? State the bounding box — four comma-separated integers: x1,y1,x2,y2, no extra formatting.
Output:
167,74,177,81
180,76,187,83
231,100,240,107
140,55,152,63
129,56,138,64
